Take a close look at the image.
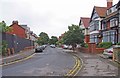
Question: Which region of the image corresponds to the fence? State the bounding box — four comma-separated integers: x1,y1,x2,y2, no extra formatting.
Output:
2,32,34,54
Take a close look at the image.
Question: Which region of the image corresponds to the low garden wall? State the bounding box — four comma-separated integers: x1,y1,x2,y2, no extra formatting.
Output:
76,43,105,54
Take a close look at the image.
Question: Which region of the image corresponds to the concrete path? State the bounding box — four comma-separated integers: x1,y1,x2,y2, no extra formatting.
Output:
76,52,118,76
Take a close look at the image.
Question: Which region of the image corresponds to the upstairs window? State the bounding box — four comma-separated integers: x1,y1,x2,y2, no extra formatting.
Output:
110,18,118,27
89,20,99,32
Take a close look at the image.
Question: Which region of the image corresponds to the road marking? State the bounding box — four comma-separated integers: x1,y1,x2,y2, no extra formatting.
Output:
65,56,77,76
0,53,35,66
73,54,83,77
65,53,83,77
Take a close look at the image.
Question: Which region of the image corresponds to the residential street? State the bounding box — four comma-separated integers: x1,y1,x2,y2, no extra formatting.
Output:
1,0,120,78
2,46,119,77
2,46,76,76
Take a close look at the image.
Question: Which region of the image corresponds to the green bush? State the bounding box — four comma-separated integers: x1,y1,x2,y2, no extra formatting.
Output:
2,40,8,56
81,43,88,48
98,42,112,49
116,42,120,45
84,43,88,48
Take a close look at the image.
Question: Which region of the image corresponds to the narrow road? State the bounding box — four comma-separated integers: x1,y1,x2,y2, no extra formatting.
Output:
2,46,76,76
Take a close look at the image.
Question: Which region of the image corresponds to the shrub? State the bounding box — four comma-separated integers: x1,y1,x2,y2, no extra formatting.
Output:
81,42,85,47
98,42,112,49
116,42,120,45
80,43,88,48
2,40,8,56
84,43,88,48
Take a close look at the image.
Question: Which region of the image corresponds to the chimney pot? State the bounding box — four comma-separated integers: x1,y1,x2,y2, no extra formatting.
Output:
12,21,18,24
107,0,113,9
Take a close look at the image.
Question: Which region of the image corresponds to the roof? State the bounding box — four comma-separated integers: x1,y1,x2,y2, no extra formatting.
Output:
80,17,90,28
95,6,107,17
116,1,120,8
21,25,27,29
20,25,30,31
10,24,25,30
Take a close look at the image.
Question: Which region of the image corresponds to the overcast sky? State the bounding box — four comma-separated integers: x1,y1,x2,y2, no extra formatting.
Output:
0,0,118,37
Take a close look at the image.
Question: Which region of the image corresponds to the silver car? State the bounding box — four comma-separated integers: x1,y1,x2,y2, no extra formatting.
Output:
103,47,113,58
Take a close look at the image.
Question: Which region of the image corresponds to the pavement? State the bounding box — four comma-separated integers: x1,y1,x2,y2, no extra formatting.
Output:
76,52,118,76
0,49,35,66
63,49,119,76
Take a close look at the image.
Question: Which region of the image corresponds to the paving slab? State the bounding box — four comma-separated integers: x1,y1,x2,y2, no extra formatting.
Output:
76,52,118,76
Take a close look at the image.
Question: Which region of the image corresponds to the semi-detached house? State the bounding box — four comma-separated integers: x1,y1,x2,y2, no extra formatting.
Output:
101,3,119,44
116,0,120,43
89,0,117,44
89,6,107,44
79,17,90,43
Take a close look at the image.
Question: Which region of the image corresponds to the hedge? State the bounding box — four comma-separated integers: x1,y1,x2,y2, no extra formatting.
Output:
98,42,112,49
116,42,120,45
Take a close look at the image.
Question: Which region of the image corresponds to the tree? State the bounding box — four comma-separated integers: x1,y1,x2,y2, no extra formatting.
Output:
0,21,12,56
63,24,84,51
0,21,12,32
49,36,58,45
37,32,49,45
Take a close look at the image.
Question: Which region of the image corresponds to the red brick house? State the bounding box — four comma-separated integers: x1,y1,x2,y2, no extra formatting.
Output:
79,17,90,43
7,21,27,38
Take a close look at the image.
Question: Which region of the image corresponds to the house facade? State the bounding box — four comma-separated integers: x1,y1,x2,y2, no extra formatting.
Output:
8,21,27,38
117,1,120,43
101,4,119,44
21,25,30,39
29,31,38,41
79,17,90,43
89,6,107,44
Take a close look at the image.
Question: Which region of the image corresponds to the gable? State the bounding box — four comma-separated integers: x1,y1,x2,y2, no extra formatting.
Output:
90,6,107,22
91,10,99,21
79,21,85,29
90,7,99,22
10,24,25,31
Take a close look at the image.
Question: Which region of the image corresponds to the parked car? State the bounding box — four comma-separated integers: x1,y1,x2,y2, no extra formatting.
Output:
50,44,56,48
63,45,69,49
103,47,113,58
35,46,43,53
41,45,47,50
63,45,68,49
68,45,72,50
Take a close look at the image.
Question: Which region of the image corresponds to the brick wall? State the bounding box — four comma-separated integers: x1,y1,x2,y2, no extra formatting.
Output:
85,35,90,43
77,43,105,54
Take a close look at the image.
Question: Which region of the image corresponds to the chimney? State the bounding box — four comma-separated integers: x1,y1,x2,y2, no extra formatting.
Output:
12,21,18,25
107,0,113,9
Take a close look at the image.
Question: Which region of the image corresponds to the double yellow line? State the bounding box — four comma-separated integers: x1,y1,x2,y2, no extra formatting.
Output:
0,53,35,66
65,53,82,77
